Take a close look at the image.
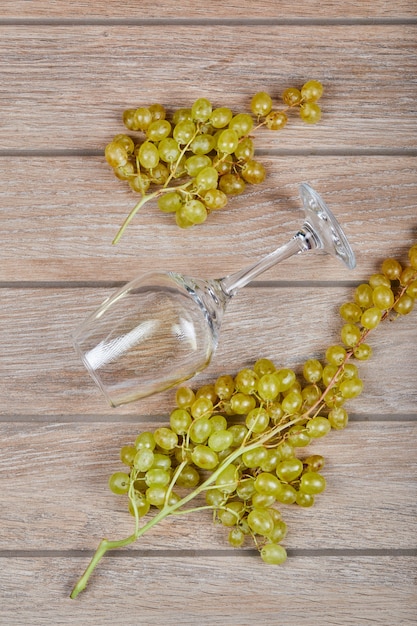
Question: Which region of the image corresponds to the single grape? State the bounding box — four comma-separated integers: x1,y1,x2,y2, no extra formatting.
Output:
234,368,258,394
190,134,216,155
353,343,372,360
133,107,152,130
355,284,374,308
210,107,233,128
138,141,159,169
303,358,323,383
301,80,323,102
254,472,282,497
394,294,414,315
265,111,287,130
372,285,394,310
257,373,280,401
246,407,270,433
282,87,302,106
195,166,219,191
326,345,347,366
251,91,273,116
217,129,239,154
287,424,310,447
146,119,172,142
361,307,382,330
328,407,349,430
185,154,212,177
228,113,254,138
176,386,195,409
134,448,155,472
339,377,363,399
299,471,326,494
276,458,303,482
145,468,171,487
208,429,235,452
261,543,287,565
169,408,192,434
176,465,200,489
157,191,183,213
275,483,297,504
281,390,302,415
120,445,136,466
108,472,130,495
123,108,138,130
228,527,245,547
158,137,181,163
105,141,128,168
191,97,212,122
306,416,331,438
242,446,269,469
172,108,192,124
230,392,257,414
247,509,274,536
203,188,228,211
191,445,219,470
340,302,362,323
241,160,266,184
153,427,178,451
173,120,196,145
189,416,212,444
191,396,213,419
234,137,255,162
341,323,362,347
300,102,321,124
215,464,239,494
304,454,325,471
135,431,156,451
295,491,315,507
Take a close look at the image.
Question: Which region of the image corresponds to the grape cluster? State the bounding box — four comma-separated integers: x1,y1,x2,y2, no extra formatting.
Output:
104,80,324,242
70,245,416,597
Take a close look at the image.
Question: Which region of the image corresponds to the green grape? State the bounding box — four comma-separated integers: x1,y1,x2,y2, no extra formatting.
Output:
353,343,372,360
326,345,347,366
299,471,326,494
276,458,303,482
172,108,192,124
149,163,169,185
153,427,178,451
306,416,331,438
236,477,256,500
133,107,152,130
234,368,258,394
372,285,394,310
210,107,233,128
234,137,255,162
138,141,159,169
191,445,219,470
261,543,287,565
189,416,212,443
113,161,135,181
205,488,225,507
214,375,235,400
369,273,391,289
218,173,246,195
134,448,155,472
146,119,172,142
145,468,171,487
281,390,302,415
158,137,181,163
300,102,321,123
227,424,249,447
251,91,273,116
247,509,274,536
173,119,196,145
185,154,212,177
246,407,270,433
381,257,402,280
260,448,282,472
265,111,287,130
328,407,349,430
123,108,139,130
191,396,213,419
176,386,195,409
304,454,325,471
341,323,362,347
228,527,245,547
196,384,217,403
276,441,294,460
254,472,282,497
108,472,130,495
148,103,166,121
394,294,414,315
190,134,216,155
128,492,150,518
301,80,323,102
268,520,288,544
105,141,128,168
257,373,280,401
113,133,135,154
151,453,171,471
135,431,156,451
209,414,228,432
203,188,228,211
303,358,323,383
339,377,363,399
295,491,315,507
217,129,239,154
282,87,302,106
242,446,269,469
195,166,219,191
230,392,256,414
355,284,374,308
228,113,254,138
406,280,417,298
339,302,362,323
129,174,151,194
287,424,310,447
218,502,244,527
361,307,382,330
241,160,266,184
145,485,167,507
176,464,200,489
120,445,136,466
208,429,235,452
251,493,276,509
342,362,359,379
215,464,239,493
179,200,208,225
191,97,212,122
157,191,183,213
169,408,192,434
275,483,297,504
254,358,276,377
275,368,296,391
301,384,321,407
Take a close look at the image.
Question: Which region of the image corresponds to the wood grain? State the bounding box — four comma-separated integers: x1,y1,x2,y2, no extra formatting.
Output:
0,26,416,151
0,2,416,622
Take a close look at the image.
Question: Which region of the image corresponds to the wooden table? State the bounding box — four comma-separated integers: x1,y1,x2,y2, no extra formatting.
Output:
1,2,416,624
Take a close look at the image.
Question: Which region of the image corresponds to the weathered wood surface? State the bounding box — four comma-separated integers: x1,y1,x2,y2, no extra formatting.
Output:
0,2,416,624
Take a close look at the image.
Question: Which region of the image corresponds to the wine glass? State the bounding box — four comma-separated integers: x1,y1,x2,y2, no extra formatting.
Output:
73,183,356,406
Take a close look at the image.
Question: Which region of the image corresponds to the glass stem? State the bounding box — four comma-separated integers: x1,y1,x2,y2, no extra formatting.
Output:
219,229,315,297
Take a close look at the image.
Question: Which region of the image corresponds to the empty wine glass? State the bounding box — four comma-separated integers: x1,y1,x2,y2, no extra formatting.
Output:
73,183,356,406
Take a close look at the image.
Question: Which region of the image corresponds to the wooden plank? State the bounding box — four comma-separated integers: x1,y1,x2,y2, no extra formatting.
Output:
0,286,415,416
1,156,416,282
1,0,416,19
0,556,415,624
0,26,416,151
0,422,415,550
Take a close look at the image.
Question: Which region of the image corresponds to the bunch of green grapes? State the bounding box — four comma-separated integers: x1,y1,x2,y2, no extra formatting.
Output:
104,80,324,243
70,244,416,598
